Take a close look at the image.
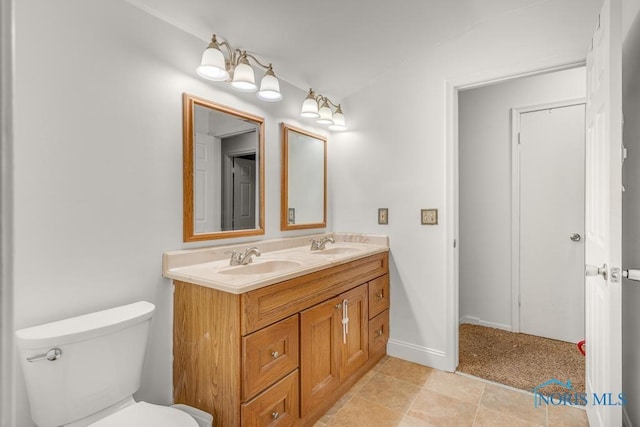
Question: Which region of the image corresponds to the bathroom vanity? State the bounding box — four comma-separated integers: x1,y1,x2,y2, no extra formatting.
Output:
163,234,389,426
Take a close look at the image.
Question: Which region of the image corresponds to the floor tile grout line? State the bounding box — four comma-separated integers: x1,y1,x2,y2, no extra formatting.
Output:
471,382,486,426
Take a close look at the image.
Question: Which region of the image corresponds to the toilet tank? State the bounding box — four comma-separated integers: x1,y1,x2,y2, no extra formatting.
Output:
16,301,155,427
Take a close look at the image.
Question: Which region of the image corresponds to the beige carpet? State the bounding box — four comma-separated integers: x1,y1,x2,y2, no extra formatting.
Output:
458,324,585,396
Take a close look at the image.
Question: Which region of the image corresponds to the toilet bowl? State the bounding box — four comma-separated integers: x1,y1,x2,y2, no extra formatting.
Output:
16,301,211,427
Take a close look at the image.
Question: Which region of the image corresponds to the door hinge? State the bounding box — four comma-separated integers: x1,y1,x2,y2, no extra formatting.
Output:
453,239,457,248
518,133,521,145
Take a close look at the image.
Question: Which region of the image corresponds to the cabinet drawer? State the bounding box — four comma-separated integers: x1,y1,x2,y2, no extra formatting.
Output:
242,315,299,401
242,252,388,334
369,310,389,356
241,370,299,427
368,275,389,318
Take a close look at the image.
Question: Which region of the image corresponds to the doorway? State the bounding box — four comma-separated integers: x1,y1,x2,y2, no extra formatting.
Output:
455,67,587,392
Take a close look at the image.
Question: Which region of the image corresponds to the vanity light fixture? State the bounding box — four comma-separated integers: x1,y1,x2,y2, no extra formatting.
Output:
197,34,283,102
300,88,347,131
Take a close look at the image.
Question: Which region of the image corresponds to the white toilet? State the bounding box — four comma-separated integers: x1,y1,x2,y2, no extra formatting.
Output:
16,301,212,427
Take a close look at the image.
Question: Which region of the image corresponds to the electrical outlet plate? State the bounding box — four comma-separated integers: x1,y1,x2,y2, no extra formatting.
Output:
378,208,388,225
421,208,438,225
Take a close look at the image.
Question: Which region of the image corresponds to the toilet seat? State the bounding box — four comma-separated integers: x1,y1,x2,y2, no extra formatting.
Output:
89,401,198,427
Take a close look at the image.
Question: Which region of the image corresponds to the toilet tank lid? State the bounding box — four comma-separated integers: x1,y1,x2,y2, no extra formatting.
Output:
16,301,155,349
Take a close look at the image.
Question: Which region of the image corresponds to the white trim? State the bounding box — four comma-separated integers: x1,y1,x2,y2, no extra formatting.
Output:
0,0,14,425
623,407,633,427
387,339,450,372
511,107,522,333
444,60,587,372
459,316,512,332
510,98,586,335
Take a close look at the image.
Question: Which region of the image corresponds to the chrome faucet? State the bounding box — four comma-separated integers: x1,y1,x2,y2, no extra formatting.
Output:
310,237,335,251
229,247,261,266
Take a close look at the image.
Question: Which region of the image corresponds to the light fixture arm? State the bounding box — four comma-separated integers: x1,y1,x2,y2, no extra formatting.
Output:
243,52,272,71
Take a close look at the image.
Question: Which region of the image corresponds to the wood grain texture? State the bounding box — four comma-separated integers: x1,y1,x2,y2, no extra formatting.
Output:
242,253,388,335
241,370,299,427
341,284,369,380
174,281,242,427
300,295,342,417
368,275,390,319
242,315,299,401
369,309,389,357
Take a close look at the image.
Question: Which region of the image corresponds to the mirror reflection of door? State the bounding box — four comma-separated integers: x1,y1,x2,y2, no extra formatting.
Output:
221,152,256,231
193,103,259,233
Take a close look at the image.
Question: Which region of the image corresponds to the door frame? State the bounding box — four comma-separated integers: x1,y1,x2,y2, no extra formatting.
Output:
510,98,586,333
444,60,586,371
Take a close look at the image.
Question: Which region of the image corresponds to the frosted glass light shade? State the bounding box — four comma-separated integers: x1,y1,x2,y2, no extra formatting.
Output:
316,103,334,125
196,47,229,81
257,72,282,102
231,62,257,92
301,98,320,118
329,110,346,131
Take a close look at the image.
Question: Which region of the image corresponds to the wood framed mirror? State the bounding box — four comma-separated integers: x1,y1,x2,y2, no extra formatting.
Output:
183,93,265,242
281,123,327,230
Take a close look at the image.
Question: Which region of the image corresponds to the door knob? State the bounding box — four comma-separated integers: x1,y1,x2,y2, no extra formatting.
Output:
585,264,608,280
570,233,582,242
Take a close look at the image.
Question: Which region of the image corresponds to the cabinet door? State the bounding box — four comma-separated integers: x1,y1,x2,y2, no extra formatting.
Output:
340,284,369,379
300,296,342,417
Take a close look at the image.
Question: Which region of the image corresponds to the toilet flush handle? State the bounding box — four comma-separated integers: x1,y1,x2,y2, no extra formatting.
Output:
26,348,62,362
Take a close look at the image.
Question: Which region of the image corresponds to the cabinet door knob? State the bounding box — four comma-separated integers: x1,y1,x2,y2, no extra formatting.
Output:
376,291,384,299
335,303,342,309
375,329,384,337
272,411,279,419
271,351,279,359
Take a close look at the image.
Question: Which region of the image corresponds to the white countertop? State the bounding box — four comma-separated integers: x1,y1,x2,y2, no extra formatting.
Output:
162,233,389,294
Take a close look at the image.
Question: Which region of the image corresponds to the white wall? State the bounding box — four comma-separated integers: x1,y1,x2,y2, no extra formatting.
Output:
458,68,585,331
12,1,327,425
1,0,15,424
331,0,600,370
622,2,640,424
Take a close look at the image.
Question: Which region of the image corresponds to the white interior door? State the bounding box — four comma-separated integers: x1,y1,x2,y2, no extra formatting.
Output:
584,0,623,425
519,103,585,344
194,132,217,233
232,156,256,230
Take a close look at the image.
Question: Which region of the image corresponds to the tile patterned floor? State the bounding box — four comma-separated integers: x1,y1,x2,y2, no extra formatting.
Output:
315,356,588,427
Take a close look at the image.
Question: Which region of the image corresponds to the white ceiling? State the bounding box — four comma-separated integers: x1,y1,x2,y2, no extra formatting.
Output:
127,0,598,100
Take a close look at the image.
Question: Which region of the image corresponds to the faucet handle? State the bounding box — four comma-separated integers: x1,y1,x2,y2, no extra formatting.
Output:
226,250,241,265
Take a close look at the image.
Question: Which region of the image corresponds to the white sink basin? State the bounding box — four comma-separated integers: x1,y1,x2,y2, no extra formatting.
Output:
311,246,361,255
219,259,303,275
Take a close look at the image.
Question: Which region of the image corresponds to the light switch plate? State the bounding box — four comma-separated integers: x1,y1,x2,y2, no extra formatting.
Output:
378,208,388,225
421,209,438,225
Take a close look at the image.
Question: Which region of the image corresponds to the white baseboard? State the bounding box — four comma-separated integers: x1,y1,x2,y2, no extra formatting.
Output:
387,339,450,372
459,315,512,332
623,407,633,427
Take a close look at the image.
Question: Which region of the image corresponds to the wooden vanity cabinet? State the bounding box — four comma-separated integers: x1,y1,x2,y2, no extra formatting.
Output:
173,252,389,427
300,284,369,417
